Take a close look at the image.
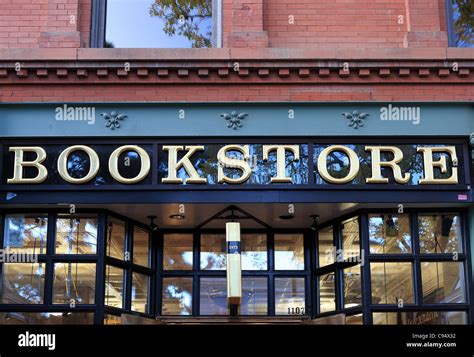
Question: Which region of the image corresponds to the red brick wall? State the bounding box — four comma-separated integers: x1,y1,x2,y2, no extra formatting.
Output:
1,83,472,103
0,0,450,49
0,0,48,48
79,0,91,48
263,0,408,48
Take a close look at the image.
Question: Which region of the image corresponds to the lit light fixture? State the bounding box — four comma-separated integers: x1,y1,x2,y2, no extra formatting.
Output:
170,214,185,220
147,215,159,232
309,215,320,231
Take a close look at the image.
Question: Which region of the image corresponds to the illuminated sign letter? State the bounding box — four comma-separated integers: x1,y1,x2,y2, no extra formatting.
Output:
417,146,458,184
365,146,411,184
8,147,48,184
317,145,360,184
57,145,100,184
217,145,251,184
109,145,151,184
263,145,300,183
162,145,207,184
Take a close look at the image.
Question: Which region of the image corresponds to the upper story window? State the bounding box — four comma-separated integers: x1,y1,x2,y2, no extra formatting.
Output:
102,0,219,48
446,0,473,47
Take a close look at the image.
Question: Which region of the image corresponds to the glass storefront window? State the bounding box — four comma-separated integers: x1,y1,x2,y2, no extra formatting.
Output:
1,263,45,304
373,311,468,325
344,265,362,308
318,226,334,267
275,277,305,316
421,262,466,304
104,314,122,325
162,277,193,316
199,277,228,315
241,234,267,271
55,215,98,254
369,214,411,254
200,234,226,270
342,217,360,260
106,218,126,260
3,215,48,255
240,277,268,315
105,265,124,309
53,263,96,305
370,262,414,304
106,0,214,49
274,234,304,270
163,234,193,270
345,314,363,325
131,272,149,313
418,214,462,254
319,273,336,313
0,312,94,325
133,227,150,267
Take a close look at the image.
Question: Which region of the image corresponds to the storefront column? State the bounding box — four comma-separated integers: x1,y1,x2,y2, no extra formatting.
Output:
39,0,81,48
223,0,268,48
468,207,474,324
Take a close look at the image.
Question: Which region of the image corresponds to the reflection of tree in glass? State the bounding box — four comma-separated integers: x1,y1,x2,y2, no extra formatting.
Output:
418,215,460,253
316,145,426,185
368,215,411,253
150,0,212,48
4,264,43,304
452,0,473,48
166,285,192,315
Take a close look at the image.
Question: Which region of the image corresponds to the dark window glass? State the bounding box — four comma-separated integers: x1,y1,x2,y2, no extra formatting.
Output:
53,263,96,305
132,273,149,313
106,0,213,48
319,273,336,313
162,277,193,316
421,262,466,304
314,144,462,185
373,311,468,325
369,214,412,254
240,277,268,315
1,263,45,304
106,218,126,260
0,312,94,325
418,214,462,253
3,145,152,186
133,227,150,267
200,234,226,270
56,215,98,254
158,144,309,185
3,215,48,255
370,262,414,304
163,234,193,270
318,226,334,267
241,234,267,271
105,265,124,309
275,277,305,316
274,234,304,270
199,277,228,315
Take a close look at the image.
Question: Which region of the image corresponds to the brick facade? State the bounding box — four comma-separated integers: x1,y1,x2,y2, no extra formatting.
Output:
0,0,472,103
